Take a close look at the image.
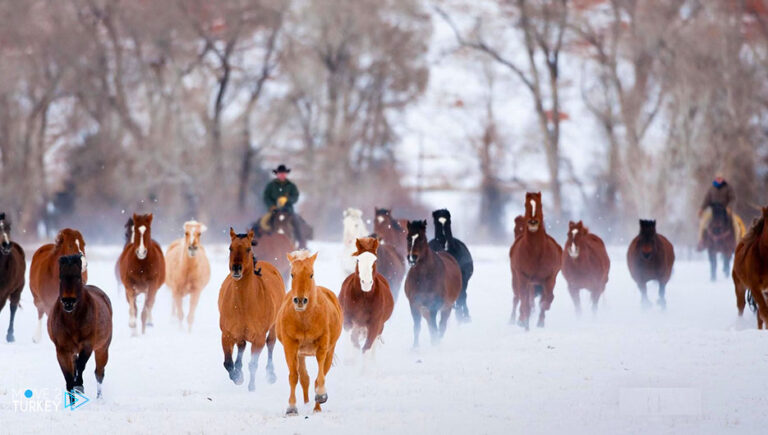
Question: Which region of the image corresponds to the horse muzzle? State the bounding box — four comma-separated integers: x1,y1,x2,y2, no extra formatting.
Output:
527,220,540,232
360,279,374,292
568,247,579,259
407,255,418,265
187,247,198,257
61,298,77,313
0,242,11,255
136,249,147,260
231,265,243,280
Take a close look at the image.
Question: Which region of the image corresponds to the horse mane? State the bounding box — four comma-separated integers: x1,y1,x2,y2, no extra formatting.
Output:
235,233,248,239
288,249,312,261
742,216,765,246
124,217,133,245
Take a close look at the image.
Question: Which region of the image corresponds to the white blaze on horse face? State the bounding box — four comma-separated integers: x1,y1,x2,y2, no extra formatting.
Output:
136,225,148,260
279,214,285,222
0,222,9,245
530,199,537,217
75,239,88,272
377,216,384,223
357,251,377,292
438,217,447,225
409,233,419,261
569,229,579,258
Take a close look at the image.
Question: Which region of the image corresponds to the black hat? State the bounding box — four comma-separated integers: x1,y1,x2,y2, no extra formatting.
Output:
273,164,291,174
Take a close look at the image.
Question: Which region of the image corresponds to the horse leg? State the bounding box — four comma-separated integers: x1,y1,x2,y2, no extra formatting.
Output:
248,339,265,392
298,356,310,405
74,347,93,391
232,340,246,385
708,249,717,282
657,281,667,310
94,347,108,398
6,287,21,342
568,285,581,316
734,275,746,316
537,279,555,328
283,343,300,415
313,346,330,412
221,334,239,384
426,308,440,345
127,289,139,336
638,281,651,309
410,304,422,348
723,254,732,280
590,286,603,315
752,289,768,330
265,326,277,384
56,350,76,403
32,307,45,343
172,292,184,328
187,290,202,333
509,272,519,324
456,275,470,322
141,289,158,333
438,305,452,339
518,280,533,330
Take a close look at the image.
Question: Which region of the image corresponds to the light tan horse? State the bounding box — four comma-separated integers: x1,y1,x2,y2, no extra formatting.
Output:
165,221,211,332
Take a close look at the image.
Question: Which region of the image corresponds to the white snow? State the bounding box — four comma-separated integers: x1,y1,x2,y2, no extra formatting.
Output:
1,242,767,434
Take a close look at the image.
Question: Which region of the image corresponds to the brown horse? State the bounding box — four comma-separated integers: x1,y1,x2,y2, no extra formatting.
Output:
732,208,768,326
703,203,737,281
374,208,408,257
30,228,88,343
561,221,610,314
0,213,25,342
339,237,394,353
48,255,112,402
276,250,343,415
218,229,284,390
627,219,675,309
404,220,461,346
508,192,562,329
165,221,211,332
269,208,314,250
369,233,406,303
514,215,525,240
117,213,165,335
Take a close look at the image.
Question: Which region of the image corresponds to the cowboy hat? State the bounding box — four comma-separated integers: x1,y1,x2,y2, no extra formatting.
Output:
272,164,291,174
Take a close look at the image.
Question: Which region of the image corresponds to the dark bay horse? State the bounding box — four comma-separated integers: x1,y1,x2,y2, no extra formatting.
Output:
374,208,408,257
429,209,474,322
733,208,768,326
561,221,610,314
703,203,737,281
0,213,25,342
404,220,461,346
48,255,112,401
627,220,675,309
269,208,313,250
370,235,405,303
508,192,562,329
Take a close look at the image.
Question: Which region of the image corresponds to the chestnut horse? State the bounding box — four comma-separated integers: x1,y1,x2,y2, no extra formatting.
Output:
48,255,112,401
561,221,610,314
30,228,88,343
0,213,25,342
404,220,461,346
514,215,525,240
117,213,165,335
341,208,369,275
339,237,394,353
627,220,675,309
276,250,342,415
269,208,314,250
250,219,294,283
165,221,211,332
732,208,768,326
429,209,474,322
703,203,737,281
374,208,407,257
508,193,562,329
370,236,406,303
218,229,284,390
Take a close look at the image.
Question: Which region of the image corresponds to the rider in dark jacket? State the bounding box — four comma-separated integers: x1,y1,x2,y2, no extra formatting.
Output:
698,173,738,250
262,164,305,248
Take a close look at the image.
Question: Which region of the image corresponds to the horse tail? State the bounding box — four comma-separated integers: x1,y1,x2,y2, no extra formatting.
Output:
746,289,758,314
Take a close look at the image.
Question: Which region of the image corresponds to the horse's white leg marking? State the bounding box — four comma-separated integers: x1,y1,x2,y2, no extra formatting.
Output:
33,316,43,343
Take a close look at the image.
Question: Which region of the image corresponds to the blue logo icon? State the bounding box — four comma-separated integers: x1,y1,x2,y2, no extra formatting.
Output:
24,389,33,398
63,390,89,410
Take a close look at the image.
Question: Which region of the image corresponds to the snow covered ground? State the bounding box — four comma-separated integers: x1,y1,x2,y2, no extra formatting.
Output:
1,241,767,434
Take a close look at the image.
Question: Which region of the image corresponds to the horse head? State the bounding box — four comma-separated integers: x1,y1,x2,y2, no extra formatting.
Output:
406,220,428,265
183,220,207,257
0,212,12,255
638,219,657,260
58,255,85,313
286,250,318,312
513,215,525,240
229,228,255,281
524,192,543,232
131,213,153,260
55,228,87,272
566,221,587,259
432,209,452,240
343,208,366,245
352,237,379,292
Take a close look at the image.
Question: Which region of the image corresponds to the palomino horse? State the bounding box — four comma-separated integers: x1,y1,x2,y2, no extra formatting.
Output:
561,221,610,314
30,228,88,343
627,220,675,309
429,209,474,322
165,221,211,332
405,220,461,346
339,237,394,353
117,213,165,335
703,203,738,281
341,208,369,275
509,192,562,329
733,208,768,326
48,255,112,401
369,233,406,303
219,229,284,390
0,213,25,342
374,208,408,257
269,208,313,250
276,250,342,415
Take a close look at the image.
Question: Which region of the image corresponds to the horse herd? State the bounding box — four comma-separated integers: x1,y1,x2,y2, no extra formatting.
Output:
1,196,768,415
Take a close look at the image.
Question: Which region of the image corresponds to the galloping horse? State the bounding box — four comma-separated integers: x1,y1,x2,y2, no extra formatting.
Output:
513,215,525,240
276,251,342,415
627,220,675,309
251,215,295,283
369,234,406,303
429,209,474,322
561,221,610,314
703,203,738,281
732,208,768,326
48,255,112,402
374,208,408,257
341,208,369,275
269,207,313,250
339,237,394,353
30,228,88,343
165,221,211,332
404,220,461,346
0,213,25,342
508,192,562,329
218,229,284,390
117,213,165,335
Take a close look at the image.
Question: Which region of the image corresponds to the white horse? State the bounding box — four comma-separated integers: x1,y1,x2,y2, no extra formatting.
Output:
341,208,369,275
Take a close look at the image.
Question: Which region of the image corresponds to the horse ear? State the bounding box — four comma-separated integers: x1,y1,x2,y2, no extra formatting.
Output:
309,252,318,265
200,224,208,233
229,227,236,239
286,252,294,263
372,238,379,253
147,213,153,223
354,238,364,254
247,229,255,240
55,232,63,247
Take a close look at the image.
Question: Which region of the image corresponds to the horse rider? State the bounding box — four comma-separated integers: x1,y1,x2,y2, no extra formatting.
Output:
261,164,306,247
697,173,744,250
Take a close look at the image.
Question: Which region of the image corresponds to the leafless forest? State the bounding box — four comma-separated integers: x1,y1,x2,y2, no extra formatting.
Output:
1,0,767,244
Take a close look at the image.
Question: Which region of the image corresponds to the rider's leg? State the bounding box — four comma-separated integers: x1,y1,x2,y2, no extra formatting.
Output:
291,213,306,249
697,207,712,251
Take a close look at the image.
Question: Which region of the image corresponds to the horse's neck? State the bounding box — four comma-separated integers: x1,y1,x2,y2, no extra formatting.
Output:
232,272,260,302
759,225,768,258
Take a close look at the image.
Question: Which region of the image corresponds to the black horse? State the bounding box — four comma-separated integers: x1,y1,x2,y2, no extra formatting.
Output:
704,203,736,282
428,209,474,322
0,212,26,342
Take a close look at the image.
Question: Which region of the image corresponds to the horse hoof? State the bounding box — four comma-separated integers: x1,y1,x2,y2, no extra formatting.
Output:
315,393,328,404
73,385,84,394
267,372,277,385
537,319,545,328
147,322,154,328
248,383,255,392
286,406,299,416
6,333,14,343
657,299,667,310
230,369,244,385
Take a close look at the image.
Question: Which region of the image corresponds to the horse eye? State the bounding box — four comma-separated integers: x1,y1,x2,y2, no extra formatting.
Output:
310,274,314,279
229,247,232,252
291,273,294,278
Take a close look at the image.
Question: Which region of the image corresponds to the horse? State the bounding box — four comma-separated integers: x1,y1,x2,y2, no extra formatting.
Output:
341,208,369,275
338,237,394,353
514,215,525,240
732,208,768,326
269,207,314,250
218,229,285,390
508,192,562,329
626,219,675,309
276,250,342,415
404,220,462,346
30,228,88,343
561,221,610,314
165,221,211,332
374,208,407,257
117,213,165,335
428,209,474,322
114,217,135,294
48,255,112,402
703,203,737,281
0,213,25,342
369,233,406,303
